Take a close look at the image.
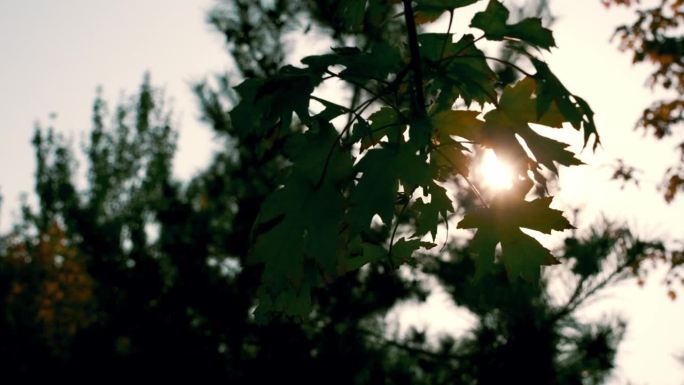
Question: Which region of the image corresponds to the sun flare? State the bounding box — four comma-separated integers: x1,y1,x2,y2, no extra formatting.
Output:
480,149,513,190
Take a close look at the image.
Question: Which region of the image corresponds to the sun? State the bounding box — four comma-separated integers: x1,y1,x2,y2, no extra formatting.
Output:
479,149,513,190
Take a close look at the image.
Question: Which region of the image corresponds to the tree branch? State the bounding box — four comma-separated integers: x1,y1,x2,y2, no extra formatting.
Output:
402,0,426,119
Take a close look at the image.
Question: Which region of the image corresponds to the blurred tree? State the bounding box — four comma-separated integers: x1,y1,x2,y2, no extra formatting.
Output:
603,0,684,298
0,0,658,383
603,0,684,201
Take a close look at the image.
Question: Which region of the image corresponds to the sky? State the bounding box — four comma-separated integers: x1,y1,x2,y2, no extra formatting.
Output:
0,0,227,229
0,0,683,383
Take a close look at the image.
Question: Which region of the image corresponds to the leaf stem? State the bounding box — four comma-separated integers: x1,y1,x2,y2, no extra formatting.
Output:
482,56,535,78
433,147,489,208
324,69,407,120
388,191,413,267
313,94,381,189
453,34,486,56
437,54,535,78
439,10,454,60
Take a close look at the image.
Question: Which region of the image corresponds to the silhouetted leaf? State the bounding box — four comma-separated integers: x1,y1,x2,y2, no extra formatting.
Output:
532,59,600,149
471,0,556,50
482,77,583,175
458,196,573,280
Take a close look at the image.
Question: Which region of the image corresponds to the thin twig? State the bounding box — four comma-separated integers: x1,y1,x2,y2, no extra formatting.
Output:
453,34,486,57
439,10,454,60
359,327,466,362
438,54,535,78
324,69,407,120
551,260,632,322
388,194,413,267
433,147,489,208
313,94,381,189
482,56,535,78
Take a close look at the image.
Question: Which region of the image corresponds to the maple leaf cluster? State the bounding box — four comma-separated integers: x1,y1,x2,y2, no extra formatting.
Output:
231,0,600,317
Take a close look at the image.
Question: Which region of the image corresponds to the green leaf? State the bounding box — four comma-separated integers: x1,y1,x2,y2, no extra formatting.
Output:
251,177,346,316
458,196,573,280
345,242,388,271
468,226,498,279
348,148,400,230
499,228,558,282
420,33,498,106
349,143,430,230
416,0,480,8
531,59,600,149
432,138,471,179
414,0,480,24
515,125,583,174
230,66,320,137
353,107,404,151
430,112,475,178
470,0,556,50
302,42,403,83
249,122,354,316
336,0,368,29
239,0,598,317
431,110,483,140
314,98,348,121
481,77,583,175
391,237,437,266
414,183,454,239
285,120,353,184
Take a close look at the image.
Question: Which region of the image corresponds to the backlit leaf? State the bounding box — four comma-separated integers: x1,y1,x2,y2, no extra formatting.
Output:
458,196,573,280
482,77,583,175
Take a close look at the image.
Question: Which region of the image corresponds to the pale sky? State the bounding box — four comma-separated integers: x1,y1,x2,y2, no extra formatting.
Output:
0,1,683,383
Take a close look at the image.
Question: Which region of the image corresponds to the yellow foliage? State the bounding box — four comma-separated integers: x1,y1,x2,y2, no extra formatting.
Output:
5,222,96,353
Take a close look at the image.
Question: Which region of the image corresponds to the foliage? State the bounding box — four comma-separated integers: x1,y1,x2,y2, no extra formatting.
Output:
603,0,684,297
411,220,647,385
2,222,95,355
0,0,655,383
605,0,684,202
231,0,599,317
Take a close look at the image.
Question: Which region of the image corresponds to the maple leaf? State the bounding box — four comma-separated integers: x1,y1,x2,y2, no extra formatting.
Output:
431,110,483,140
390,237,437,265
239,0,600,318
420,33,498,107
249,123,352,316
302,42,403,83
531,59,600,149
458,196,574,280
482,77,583,177
430,109,483,179
412,182,454,240
470,0,556,50
351,107,405,151
231,66,321,138
349,142,431,231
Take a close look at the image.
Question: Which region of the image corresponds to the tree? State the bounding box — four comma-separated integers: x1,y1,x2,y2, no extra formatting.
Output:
0,0,656,383
601,0,683,201
602,0,684,298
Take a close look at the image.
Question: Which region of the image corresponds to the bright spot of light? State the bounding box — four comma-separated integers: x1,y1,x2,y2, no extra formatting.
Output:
480,149,513,190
